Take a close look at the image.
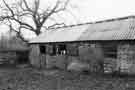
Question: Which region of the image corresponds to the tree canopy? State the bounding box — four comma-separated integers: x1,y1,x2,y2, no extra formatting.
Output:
0,0,71,42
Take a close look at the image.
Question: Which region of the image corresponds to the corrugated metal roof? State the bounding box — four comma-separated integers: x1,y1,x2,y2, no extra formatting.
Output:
79,18,135,40
29,16,135,43
30,24,90,43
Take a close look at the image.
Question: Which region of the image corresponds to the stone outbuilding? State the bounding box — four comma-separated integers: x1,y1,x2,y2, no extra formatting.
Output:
29,16,135,74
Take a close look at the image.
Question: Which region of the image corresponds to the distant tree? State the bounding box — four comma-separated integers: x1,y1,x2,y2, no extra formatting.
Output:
0,0,70,42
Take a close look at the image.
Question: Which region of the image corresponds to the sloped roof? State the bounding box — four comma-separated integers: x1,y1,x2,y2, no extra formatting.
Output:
29,16,135,43
30,24,90,43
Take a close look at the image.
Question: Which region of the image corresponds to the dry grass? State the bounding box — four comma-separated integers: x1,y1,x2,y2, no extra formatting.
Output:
0,68,135,90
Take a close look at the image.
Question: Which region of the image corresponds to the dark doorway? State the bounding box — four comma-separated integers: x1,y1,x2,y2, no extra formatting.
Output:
39,45,46,54
16,51,29,64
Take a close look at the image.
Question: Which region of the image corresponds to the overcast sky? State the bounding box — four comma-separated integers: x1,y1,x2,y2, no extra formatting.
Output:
1,0,135,38
39,0,135,24
71,0,135,22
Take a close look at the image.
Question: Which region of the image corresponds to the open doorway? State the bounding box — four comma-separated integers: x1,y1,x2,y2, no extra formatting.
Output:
16,51,29,64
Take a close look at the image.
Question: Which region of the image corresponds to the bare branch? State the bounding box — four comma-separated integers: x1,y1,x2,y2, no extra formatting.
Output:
17,26,29,42
7,20,28,42
54,0,69,13
40,0,70,26
48,23,66,29
13,17,35,30
23,0,32,11
34,0,40,13
1,0,35,31
0,0,71,41
3,0,14,16
40,0,61,25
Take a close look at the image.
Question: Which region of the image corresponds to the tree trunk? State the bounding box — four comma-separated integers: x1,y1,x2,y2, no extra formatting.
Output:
35,30,41,36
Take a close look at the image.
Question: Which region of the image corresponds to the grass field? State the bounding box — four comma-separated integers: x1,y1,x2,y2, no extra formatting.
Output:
0,68,135,90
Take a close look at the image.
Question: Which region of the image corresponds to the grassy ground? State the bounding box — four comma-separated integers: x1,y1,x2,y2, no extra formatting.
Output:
0,67,135,90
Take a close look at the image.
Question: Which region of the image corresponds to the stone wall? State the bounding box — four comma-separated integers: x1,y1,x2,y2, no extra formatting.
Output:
29,45,42,68
29,41,135,74
29,44,68,69
45,43,104,72
117,42,135,74
29,42,104,71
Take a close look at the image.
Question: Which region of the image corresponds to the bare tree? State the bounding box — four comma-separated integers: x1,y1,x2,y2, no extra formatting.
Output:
0,0,70,42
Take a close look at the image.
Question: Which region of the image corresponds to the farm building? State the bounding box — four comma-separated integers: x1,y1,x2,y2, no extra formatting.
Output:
0,32,29,65
29,16,135,74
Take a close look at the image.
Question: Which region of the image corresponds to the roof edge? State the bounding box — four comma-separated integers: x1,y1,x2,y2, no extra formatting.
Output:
50,15,135,29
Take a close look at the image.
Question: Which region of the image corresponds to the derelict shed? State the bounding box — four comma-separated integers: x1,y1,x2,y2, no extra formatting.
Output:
29,16,135,74
0,36,29,65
